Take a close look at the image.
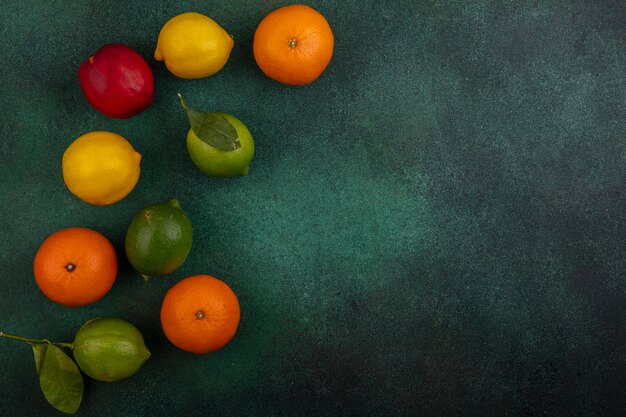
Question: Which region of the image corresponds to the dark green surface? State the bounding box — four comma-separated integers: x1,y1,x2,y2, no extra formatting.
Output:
1,0,624,416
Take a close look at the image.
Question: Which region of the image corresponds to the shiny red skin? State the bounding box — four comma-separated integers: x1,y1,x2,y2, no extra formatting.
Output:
79,44,154,119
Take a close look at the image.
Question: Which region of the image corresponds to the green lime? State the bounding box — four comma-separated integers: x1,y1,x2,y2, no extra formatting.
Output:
186,113,254,177
72,318,150,382
125,198,193,279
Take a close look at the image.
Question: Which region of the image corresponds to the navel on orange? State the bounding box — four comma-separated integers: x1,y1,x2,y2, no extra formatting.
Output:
160,275,240,354
253,4,334,85
33,228,118,307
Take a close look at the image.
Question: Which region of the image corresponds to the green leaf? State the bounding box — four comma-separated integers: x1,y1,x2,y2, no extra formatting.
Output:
178,93,241,151
32,343,48,375
39,344,83,414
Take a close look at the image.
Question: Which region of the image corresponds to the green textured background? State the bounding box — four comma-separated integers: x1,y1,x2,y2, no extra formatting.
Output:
1,0,624,416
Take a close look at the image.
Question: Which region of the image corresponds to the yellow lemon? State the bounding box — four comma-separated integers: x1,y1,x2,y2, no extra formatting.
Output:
154,12,234,79
62,131,141,206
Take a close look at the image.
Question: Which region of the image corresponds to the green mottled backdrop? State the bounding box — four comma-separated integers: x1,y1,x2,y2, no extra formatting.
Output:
1,0,624,416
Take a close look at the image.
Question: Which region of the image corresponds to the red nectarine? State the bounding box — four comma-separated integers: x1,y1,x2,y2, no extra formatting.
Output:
79,44,154,119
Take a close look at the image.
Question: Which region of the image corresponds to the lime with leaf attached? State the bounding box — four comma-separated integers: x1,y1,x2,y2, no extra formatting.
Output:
179,94,254,177
1,317,150,414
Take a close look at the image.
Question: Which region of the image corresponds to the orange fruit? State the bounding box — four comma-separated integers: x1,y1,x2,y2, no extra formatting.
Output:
160,275,240,354
33,228,117,307
253,4,334,85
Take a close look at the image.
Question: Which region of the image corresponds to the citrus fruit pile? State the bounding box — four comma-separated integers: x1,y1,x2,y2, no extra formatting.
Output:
1,4,334,414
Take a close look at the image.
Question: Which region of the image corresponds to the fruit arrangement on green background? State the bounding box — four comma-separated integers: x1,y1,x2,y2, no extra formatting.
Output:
1,4,333,414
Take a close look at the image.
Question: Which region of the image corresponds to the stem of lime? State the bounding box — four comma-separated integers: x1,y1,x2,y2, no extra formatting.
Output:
167,198,181,209
141,274,152,282
178,93,187,110
0,331,74,349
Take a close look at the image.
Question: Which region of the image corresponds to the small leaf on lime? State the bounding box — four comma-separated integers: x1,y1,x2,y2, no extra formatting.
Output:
178,93,241,151
32,343,47,375
39,344,83,414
